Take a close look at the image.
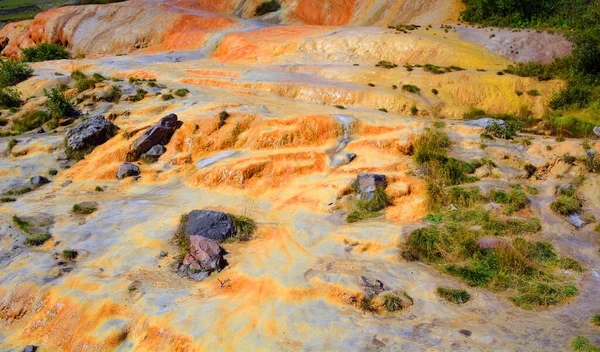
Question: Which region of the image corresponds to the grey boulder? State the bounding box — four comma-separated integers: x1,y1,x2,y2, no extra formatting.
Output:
66,115,117,151
117,162,140,179
185,210,234,241
133,113,181,156
23,346,37,352
30,176,50,187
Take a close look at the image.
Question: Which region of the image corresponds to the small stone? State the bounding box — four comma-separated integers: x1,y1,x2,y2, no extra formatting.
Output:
357,173,387,200
23,345,38,352
117,162,140,179
144,144,166,159
159,251,167,258
30,176,50,187
37,128,45,134
566,213,588,229
593,126,600,137
61,180,73,187
459,329,472,337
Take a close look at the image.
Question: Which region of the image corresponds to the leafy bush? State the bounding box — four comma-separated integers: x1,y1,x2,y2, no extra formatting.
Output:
549,85,593,110
129,89,147,102
21,43,71,62
436,287,471,304
62,249,78,260
44,88,76,119
12,215,30,231
0,87,22,108
174,88,189,97
74,76,96,92
161,94,174,101
0,197,16,203
255,0,280,16
489,188,529,214
402,85,421,93
0,60,33,88
219,111,229,128
106,85,122,103
551,195,582,215
571,336,600,352
383,295,403,312
548,116,595,137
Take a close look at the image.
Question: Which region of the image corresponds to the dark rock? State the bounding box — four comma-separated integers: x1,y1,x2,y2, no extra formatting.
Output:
23,345,37,352
117,162,140,179
60,180,73,187
133,113,181,156
37,127,45,134
185,210,234,241
594,126,600,137
144,144,166,159
66,115,117,151
357,173,388,200
30,176,50,187
459,329,472,337
476,237,510,250
159,251,167,258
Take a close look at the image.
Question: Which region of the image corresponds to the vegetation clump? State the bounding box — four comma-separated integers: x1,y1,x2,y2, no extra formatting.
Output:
21,43,71,62
375,60,397,69
402,85,421,94
0,59,33,87
174,88,189,97
173,214,190,261
62,249,78,260
129,89,147,102
346,187,391,223
0,197,16,203
436,287,471,304
218,111,230,128
11,110,51,133
72,203,98,215
0,87,23,109
25,232,52,246
229,213,258,241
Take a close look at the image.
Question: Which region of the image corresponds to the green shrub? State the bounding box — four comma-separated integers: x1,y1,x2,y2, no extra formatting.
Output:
376,60,397,69
0,197,16,203
48,169,58,176
548,116,595,137
229,214,258,241
550,85,592,110
431,88,439,95
402,85,421,93
21,43,71,62
174,88,189,97
95,186,104,192
572,336,600,352
129,89,147,102
413,128,451,164
0,59,33,88
72,203,98,215
254,0,280,16
489,188,528,214
423,64,445,74
92,73,106,81
25,232,52,246
527,89,540,96
44,88,76,119
368,83,375,87
106,85,122,103
62,249,78,260
486,120,522,139
335,105,345,109
410,104,418,115
12,110,51,133
591,314,600,327
74,77,96,92
173,214,190,262
161,93,174,101
71,70,86,81
463,107,486,120
436,287,471,304
0,87,22,108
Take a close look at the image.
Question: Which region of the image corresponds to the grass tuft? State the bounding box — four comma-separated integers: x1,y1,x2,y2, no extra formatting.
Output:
72,203,98,215
25,232,52,246
436,287,471,304
229,214,258,241
62,249,78,260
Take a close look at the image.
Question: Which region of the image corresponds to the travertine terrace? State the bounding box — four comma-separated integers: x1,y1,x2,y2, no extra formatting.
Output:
0,0,598,351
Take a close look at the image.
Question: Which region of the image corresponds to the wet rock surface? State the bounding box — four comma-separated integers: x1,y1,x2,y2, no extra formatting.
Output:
65,115,117,151
133,113,181,157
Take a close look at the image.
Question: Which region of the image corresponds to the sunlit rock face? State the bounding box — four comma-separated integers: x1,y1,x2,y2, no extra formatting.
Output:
0,0,598,351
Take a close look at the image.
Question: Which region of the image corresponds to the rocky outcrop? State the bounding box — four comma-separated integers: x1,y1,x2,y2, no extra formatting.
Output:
133,114,181,158
185,210,234,241
117,162,140,179
144,144,166,159
65,115,117,152
356,173,387,200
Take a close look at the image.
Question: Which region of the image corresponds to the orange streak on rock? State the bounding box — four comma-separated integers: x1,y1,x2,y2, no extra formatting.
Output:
292,0,355,25
185,69,241,78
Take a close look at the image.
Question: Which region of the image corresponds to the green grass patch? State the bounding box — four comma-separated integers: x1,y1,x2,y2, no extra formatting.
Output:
383,295,403,312
229,213,258,241
489,188,529,215
174,88,189,97
346,187,391,223
436,287,471,304
173,214,190,262
11,110,51,133
0,197,16,203
591,314,600,327
572,337,600,352
72,203,97,215
129,89,147,102
402,84,420,94
375,60,397,69
0,59,33,88
25,232,51,246
61,249,78,260
551,195,582,215
3,186,33,196
12,215,30,232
